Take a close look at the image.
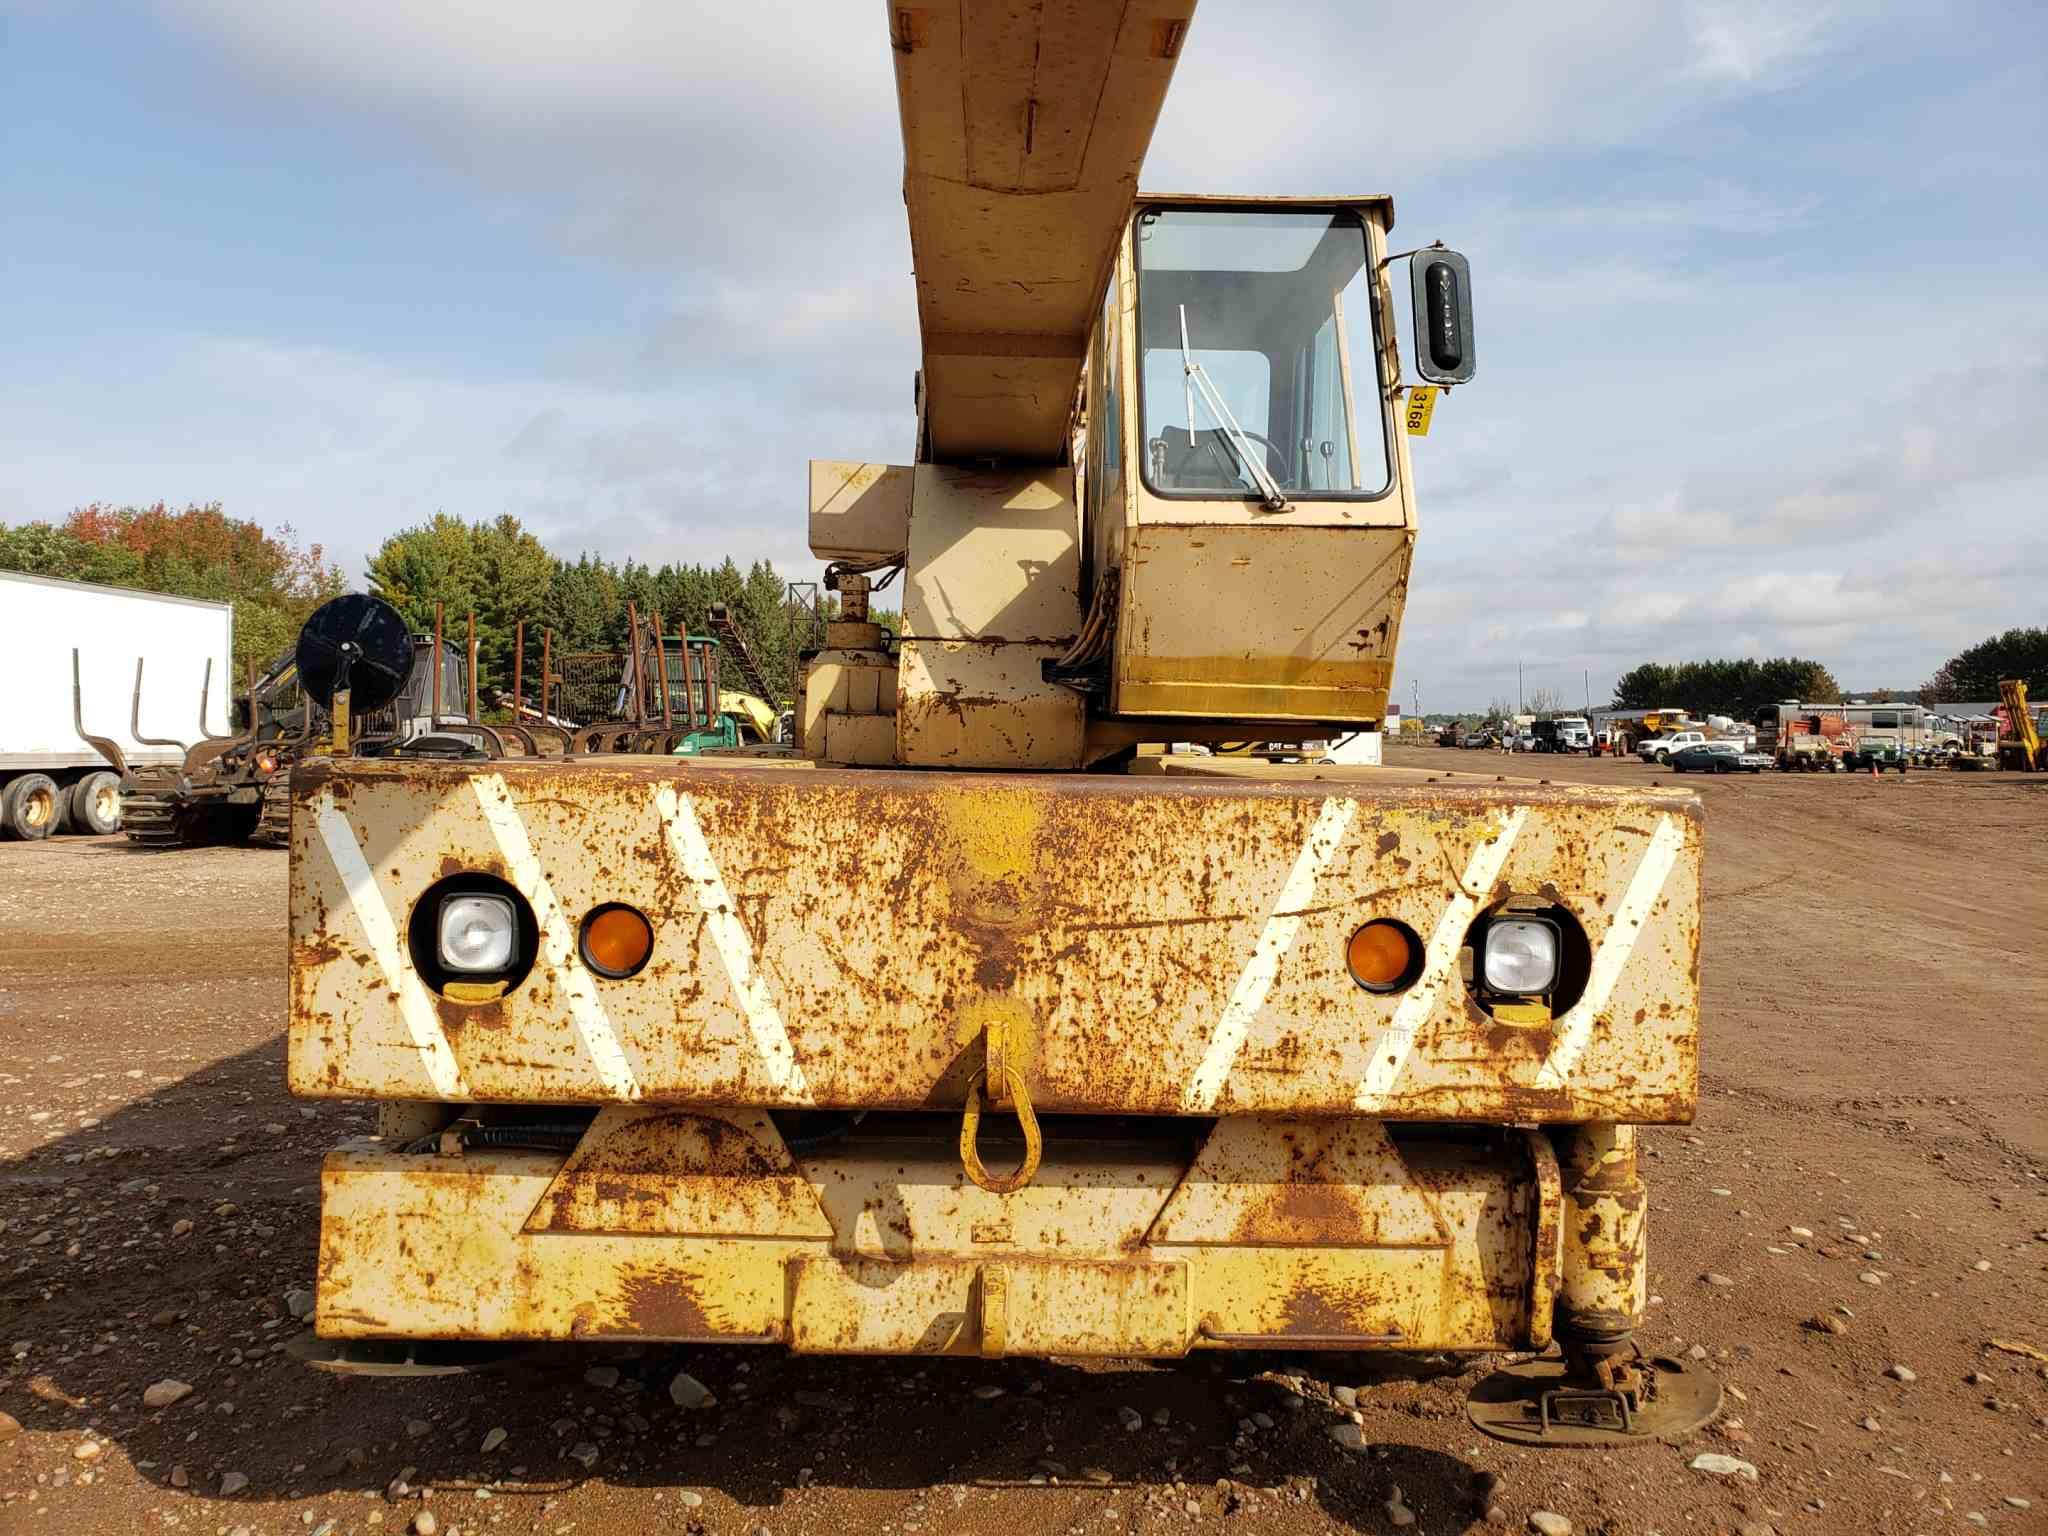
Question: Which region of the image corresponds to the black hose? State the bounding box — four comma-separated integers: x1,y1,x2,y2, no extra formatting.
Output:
463,1124,589,1151
400,1122,590,1155
780,1110,868,1155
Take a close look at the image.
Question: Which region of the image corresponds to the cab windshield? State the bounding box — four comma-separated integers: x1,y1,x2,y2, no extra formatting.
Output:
1134,206,1390,500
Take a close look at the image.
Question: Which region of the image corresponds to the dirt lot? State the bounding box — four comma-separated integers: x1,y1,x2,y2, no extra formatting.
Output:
0,752,2041,1536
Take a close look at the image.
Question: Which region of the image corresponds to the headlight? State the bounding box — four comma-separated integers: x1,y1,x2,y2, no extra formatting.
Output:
253,749,279,776
1482,916,1560,996
438,893,516,974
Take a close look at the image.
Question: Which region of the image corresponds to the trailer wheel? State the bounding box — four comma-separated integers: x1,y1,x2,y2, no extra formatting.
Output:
1,773,61,841
69,772,122,835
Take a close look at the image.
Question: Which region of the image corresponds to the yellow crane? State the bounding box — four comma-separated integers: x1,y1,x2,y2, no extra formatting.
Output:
280,1,1714,1448
1998,678,2043,770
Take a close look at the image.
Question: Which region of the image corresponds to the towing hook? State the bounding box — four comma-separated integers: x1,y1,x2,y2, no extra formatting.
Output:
959,1065,1041,1194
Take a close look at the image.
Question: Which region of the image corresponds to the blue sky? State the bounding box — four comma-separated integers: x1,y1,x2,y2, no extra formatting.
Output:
3,0,2041,709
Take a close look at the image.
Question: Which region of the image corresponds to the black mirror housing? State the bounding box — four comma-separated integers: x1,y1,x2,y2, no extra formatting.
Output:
1410,249,1476,385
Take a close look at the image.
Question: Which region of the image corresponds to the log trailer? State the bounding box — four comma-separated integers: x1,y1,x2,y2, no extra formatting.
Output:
286,1,1714,1445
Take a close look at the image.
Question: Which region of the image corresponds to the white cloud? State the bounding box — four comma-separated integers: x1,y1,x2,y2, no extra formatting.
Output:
153,1,905,271
2,332,909,579
1395,333,2046,704
1686,0,1838,84
3,0,2028,712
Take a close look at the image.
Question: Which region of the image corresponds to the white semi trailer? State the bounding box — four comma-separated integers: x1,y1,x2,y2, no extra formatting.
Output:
0,572,233,840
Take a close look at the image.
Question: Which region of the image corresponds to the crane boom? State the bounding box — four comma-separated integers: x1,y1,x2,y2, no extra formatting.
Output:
890,0,1197,462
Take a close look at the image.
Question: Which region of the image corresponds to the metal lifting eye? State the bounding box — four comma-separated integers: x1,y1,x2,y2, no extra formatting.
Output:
959,1066,1042,1194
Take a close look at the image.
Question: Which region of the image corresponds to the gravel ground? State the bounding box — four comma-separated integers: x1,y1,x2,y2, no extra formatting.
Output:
0,751,2041,1536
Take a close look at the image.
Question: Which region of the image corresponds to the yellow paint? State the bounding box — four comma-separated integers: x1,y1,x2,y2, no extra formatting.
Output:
443,979,509,1005
1404,386,1438,436
315,1120,1539,1356
941,784,1043,886
1117,677,1394,720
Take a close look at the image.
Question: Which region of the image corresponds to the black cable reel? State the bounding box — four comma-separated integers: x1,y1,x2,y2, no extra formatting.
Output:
297,593,413,714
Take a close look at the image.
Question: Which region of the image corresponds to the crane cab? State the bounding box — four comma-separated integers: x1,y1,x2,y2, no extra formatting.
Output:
803,194,1453,767
1073,196,1414,724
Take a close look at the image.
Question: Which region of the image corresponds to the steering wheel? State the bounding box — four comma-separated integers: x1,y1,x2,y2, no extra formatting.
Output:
1197,427,1286,485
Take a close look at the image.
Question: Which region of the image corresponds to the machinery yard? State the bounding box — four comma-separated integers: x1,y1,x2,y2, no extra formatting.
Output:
1,750,2039,1536
1,5,2042,1536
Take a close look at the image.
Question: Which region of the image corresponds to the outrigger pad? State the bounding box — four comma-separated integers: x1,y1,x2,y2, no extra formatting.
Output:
1467,1351,1722,1448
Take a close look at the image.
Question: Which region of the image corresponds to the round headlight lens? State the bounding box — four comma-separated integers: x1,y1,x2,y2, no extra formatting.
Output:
437,893,516,974
1482,917,1560,996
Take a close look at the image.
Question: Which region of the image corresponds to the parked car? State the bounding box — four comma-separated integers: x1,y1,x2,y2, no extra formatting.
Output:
1459,729,1494,749
1637,729,1706,762
1669,741,1768,774
1509,731,1536,752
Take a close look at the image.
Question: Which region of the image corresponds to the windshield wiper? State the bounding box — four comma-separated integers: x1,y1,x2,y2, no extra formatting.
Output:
1179,304,1289,511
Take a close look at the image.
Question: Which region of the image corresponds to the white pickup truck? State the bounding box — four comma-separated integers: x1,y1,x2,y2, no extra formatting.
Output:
1636,729,1706,762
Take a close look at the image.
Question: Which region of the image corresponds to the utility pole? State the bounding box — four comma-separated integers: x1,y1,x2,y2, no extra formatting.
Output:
1584,668,1591,715
1518,660,1524,715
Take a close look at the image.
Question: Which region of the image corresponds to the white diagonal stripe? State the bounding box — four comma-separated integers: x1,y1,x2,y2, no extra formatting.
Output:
1536,813,1685,1088
1183,796,1358,1112
471,773,641,1100
1354,805,1529,1109
654,782,811,1100
314,790,468,1099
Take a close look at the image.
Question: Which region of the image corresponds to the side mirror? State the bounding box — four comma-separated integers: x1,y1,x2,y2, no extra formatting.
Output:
1410,249,1476,385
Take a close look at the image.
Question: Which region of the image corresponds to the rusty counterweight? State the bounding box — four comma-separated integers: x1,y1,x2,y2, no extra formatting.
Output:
289,756,1700,1122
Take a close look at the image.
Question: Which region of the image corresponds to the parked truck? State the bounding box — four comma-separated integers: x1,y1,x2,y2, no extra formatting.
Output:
1532,716,1591,753
0,571,232,841
283,1,1715,1451
1635,729,1706,763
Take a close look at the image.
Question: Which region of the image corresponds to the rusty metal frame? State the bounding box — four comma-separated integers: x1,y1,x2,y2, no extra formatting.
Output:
310,1109,1556,1357
127,657,187,750
70,649,130,779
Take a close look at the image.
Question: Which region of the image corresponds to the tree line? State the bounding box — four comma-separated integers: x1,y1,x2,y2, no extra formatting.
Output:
1609,658,1842,722
11,503,2030,720
1919,627,2046,701
360,512,833,706
0,504,840,708
1607,629,2045,722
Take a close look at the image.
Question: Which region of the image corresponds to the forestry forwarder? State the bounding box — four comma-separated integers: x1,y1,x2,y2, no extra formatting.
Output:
283,1,1715,1446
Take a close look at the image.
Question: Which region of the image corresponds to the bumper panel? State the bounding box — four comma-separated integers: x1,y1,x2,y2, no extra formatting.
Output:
316,1117,1554,1358
289,757,1701,1123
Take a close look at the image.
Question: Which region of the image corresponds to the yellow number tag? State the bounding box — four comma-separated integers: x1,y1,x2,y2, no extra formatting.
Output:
1404,386,1438,436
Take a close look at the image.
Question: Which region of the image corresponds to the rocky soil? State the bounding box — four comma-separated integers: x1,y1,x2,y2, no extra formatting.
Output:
0,753,2040,1535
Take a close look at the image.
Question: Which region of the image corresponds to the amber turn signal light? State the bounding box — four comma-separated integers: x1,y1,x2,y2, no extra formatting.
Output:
1346,919,1422,993
580,904,654,979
